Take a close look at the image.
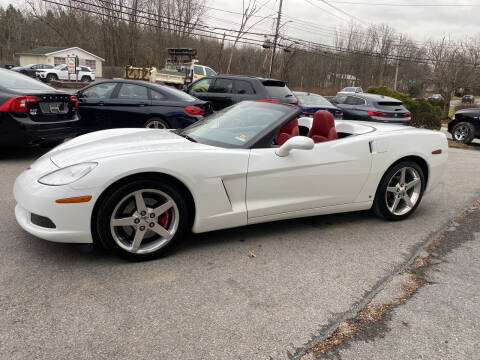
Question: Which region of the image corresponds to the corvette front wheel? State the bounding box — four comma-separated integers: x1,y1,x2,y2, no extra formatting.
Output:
95,179,190,260
373,161,425,221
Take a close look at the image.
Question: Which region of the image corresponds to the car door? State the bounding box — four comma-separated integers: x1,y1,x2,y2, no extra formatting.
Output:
188,77,214,102
345,96,369,120
246,136,372,219
56,65,69,80
233,79,258,103
204,78,235,110
77,82,119,131
103,82,150,127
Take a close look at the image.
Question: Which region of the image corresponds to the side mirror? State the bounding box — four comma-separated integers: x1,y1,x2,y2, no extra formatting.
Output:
276,136,314,157
183,85,188,92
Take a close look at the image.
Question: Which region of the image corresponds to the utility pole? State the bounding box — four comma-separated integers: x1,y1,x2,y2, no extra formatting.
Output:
269,0,284,78
217,32,226,73
394,58,399,90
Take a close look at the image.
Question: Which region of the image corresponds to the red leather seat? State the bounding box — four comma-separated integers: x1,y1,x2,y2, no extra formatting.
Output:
308,110,338,143
276,118,300,145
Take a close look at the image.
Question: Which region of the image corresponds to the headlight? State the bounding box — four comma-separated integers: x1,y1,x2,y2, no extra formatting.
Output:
38,162,98,186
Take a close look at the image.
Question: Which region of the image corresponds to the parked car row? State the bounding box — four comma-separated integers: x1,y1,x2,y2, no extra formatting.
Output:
1,69,420,148
10,63,95,82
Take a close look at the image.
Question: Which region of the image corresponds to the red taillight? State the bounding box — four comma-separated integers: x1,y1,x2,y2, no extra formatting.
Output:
367,110,388,117
184,105,206,116
70,95,78,110
432,149,442,155
0,96,38,112
259,98,280,103
293,98,299,105
402,112,411,118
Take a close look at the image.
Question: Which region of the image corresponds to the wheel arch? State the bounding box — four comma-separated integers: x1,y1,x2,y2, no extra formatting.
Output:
145,115,170,128
383,155,429,189
90,171,196,245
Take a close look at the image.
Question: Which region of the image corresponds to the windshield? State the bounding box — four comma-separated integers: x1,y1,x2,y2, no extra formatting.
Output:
180,101,293,148
295,93,333,107
0,69,55,91
342,87,357,92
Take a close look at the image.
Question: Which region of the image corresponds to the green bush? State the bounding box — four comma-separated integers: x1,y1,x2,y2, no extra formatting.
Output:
366,86,441,130
410,112,441,130
427,98,445,109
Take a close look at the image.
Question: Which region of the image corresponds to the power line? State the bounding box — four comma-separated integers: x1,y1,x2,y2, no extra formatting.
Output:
313,0,366,24
329,1,480,6
38,0,478,67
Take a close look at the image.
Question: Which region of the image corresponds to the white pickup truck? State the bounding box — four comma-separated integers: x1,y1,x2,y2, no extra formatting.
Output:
36,64,95,82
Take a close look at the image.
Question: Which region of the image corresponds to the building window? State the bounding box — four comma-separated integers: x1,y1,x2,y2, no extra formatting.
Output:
54,57,66,66
85,60,96,71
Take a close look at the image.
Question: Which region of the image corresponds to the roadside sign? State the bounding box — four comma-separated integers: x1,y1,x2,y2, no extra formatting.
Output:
67,57,75,74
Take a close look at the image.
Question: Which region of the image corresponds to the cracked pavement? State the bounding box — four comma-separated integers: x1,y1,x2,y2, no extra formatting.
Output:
318,206,480,360
1,147,480,359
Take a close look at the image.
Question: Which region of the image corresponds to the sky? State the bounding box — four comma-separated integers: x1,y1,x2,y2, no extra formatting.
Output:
204,0,480,47
2,0,479,47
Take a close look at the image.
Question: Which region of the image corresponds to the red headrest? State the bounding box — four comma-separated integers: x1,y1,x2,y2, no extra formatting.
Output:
310,110,335,138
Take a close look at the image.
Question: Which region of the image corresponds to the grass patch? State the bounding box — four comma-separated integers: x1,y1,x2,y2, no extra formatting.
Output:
448,139,480,151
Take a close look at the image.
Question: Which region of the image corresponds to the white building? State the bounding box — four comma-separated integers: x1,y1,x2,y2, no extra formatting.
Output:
16,46,105,77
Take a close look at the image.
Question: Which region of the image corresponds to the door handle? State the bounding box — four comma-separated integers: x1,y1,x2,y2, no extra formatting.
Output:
138,102,146,107
99,101,104,106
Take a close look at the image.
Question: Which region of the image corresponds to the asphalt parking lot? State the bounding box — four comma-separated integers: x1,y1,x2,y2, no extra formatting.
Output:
1,147,480,359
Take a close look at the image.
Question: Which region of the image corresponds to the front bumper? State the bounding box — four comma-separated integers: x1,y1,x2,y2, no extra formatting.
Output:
14,161,94,244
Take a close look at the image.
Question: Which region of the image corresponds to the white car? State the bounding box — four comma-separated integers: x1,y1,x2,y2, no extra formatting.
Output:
36,64,95,83
14,102,448,260
338,87,363,94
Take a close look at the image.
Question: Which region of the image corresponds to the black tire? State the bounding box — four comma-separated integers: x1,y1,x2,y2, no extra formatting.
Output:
452,122,475,144
46,73,57,82
94,178,190,261
373,161,425,221
144,118,170,129
81,76,91,82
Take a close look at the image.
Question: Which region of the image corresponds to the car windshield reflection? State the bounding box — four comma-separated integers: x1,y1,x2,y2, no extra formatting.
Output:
180,101,292,148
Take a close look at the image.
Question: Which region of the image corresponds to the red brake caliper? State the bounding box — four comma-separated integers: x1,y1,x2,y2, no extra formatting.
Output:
158,209,172,229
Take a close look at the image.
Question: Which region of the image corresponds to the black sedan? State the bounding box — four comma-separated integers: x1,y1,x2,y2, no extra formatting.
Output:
10,64,54,78
448,108,480,144
331,93,411,124
0,69,79,147
75,80,211,132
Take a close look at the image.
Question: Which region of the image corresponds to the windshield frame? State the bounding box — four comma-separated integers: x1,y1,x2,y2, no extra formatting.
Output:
179,101,301,149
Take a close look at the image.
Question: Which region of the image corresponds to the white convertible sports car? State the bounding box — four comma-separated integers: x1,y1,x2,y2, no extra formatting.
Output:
14,101,448,260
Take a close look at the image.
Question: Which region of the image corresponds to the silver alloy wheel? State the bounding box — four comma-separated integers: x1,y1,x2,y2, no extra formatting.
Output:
145,120,167,129
385,167,422,216
453,125,469,142
110,189,179,254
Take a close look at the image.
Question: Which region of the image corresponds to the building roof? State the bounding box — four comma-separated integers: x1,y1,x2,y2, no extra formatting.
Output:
16,46,105,61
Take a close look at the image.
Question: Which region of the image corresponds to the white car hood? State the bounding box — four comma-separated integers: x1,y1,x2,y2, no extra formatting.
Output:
49,128,213,167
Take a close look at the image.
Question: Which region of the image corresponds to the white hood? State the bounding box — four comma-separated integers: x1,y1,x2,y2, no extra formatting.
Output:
48,128,213,167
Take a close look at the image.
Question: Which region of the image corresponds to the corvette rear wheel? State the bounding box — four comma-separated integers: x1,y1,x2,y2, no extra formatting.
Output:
95,179,189,260
373,161,425,221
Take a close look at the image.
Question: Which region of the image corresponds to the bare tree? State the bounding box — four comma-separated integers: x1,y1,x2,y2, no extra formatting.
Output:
225,0,269,74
